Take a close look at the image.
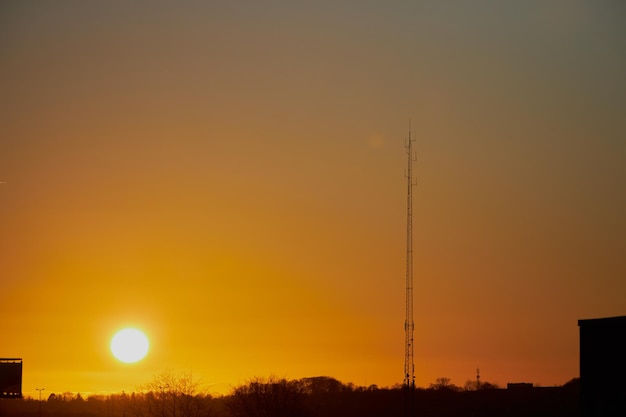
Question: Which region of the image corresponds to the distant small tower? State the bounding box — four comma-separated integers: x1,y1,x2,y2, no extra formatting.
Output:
476,368,481,390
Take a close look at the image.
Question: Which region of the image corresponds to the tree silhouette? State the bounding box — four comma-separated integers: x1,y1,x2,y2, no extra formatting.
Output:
463,379,500,391
429,377,460,391
227,376,309,417
0,374,582,417
130,369,212,417
300,376,344,395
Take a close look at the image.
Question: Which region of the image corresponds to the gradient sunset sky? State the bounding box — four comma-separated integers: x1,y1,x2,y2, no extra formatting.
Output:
1,1,625,397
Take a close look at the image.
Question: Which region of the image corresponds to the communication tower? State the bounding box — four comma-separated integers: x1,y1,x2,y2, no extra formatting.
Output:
403,123,416,415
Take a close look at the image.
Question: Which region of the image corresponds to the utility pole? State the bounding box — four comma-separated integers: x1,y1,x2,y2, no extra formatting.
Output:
404,122,416,416
35,388,45,417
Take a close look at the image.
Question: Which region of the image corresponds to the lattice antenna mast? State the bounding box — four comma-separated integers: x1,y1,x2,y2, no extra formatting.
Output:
404,122,416,390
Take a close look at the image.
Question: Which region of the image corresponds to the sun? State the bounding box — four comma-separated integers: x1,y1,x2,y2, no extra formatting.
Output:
110,328,149,363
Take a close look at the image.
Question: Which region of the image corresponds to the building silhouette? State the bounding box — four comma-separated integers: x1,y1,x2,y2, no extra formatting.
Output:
0,358,22,399
578,315,626,417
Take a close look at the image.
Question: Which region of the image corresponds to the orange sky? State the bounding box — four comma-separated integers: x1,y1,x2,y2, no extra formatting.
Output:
1,1,625,397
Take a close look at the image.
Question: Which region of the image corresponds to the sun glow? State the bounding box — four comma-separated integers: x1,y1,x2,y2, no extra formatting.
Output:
110,328,149,363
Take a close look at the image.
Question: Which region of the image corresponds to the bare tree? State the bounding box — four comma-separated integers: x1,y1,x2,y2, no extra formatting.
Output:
463,379,500,391
227,376,309,417
429,377,460,391
127,370,212,417
299,376,344,395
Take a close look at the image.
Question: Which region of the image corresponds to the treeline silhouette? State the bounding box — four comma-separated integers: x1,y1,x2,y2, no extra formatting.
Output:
0,371,580,417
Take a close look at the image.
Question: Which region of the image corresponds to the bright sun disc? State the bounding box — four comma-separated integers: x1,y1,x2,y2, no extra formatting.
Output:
110,328,149,363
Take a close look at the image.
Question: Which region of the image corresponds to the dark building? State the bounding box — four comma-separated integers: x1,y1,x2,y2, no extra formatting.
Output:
578,316,626,417
0,358,22,399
